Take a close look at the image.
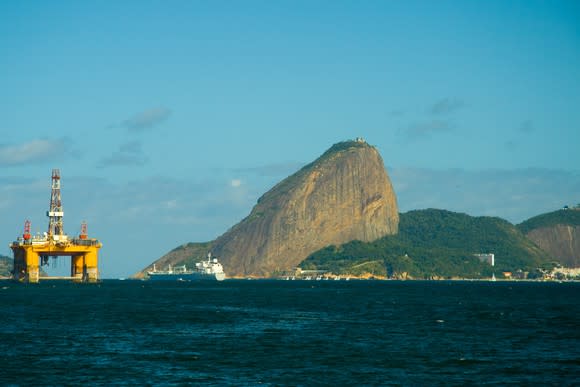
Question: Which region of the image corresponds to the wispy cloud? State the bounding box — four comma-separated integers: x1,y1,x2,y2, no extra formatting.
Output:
399,120,453,141
518,120,535,133
429,98,465,115
122,107,171,132
97,141,148,167
0,138,72,166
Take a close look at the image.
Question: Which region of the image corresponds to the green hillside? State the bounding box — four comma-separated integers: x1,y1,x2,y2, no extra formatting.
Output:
518,208,580,234
301,209,553,279
0,255,12,278
168,241,214,269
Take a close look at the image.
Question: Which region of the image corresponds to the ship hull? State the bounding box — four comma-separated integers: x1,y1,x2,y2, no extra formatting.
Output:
147,272,225,281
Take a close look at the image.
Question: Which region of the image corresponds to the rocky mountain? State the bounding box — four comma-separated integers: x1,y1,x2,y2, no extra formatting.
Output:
518,208,580,268
140,139,399,277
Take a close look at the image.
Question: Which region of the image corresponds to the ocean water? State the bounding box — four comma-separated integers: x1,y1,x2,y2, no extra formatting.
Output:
0,280,578,386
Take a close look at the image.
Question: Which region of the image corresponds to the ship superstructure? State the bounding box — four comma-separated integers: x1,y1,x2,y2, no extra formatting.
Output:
147,253,226,281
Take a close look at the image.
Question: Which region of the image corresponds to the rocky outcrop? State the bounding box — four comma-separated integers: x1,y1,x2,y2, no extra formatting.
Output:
526,225,580,268
518,209,580,268
211,140,399,276
140,139,399,278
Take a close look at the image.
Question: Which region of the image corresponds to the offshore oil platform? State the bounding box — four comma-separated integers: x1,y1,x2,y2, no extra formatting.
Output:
10,169,102,283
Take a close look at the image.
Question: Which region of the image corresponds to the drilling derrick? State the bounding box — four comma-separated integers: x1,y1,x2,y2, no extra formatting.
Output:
47,169,64,238
10,169,102,283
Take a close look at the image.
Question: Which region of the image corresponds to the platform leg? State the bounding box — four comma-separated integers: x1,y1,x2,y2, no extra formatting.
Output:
84,250,99,282
25,251,40,283
71,255,84,282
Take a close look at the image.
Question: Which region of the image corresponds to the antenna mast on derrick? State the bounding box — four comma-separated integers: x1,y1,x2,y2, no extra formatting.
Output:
47,169,64,238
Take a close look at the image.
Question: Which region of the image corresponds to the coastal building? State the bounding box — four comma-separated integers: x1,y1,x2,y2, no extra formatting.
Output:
474,253,495,266
550,267,580,280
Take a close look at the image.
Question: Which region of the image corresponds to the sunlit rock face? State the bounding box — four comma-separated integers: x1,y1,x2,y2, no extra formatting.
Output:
211,140,399,277
526,225,580,268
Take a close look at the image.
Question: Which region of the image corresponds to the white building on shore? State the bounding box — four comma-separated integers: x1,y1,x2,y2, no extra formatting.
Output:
474,253,495,266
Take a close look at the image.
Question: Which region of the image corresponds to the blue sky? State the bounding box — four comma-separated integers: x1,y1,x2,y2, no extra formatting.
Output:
1,1,579,278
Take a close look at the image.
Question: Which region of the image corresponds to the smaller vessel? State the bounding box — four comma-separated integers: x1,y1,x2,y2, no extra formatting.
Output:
147,253,226,281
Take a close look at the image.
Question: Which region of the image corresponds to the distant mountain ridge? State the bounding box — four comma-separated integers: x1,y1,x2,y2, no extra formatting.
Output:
139,139,399,277
518,208,580,268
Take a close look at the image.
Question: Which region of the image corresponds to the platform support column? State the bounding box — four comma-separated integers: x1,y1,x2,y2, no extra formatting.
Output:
84,250,99,283
25,250,40,283
71,255,84,282
12,248,26,281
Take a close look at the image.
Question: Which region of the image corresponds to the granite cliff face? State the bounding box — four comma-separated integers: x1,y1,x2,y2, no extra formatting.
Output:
141,140,399,278
518,209,580,268
525,225,580,268
212,140,399,276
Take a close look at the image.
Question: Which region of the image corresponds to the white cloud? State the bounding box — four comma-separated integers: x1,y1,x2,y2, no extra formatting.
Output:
164,199,178,209
122,107,171,132
0,139,70,166
230,179,242,187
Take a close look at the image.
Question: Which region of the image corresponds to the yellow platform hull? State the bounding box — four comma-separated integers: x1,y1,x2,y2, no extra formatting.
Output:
10,240,102,283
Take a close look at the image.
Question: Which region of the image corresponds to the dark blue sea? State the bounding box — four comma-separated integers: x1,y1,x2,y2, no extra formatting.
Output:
0,280,578,386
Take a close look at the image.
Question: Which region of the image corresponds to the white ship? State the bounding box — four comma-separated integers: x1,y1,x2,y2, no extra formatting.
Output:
147,253,226,281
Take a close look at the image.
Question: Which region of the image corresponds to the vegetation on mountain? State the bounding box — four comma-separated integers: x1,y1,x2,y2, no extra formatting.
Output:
517,208,580,234
301,209,554,279
0,255,12,278
170,242,215,268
